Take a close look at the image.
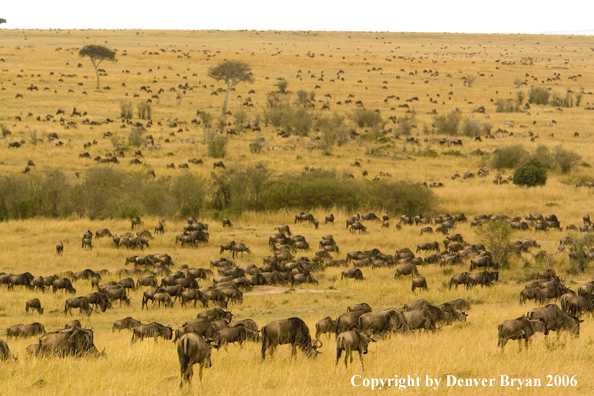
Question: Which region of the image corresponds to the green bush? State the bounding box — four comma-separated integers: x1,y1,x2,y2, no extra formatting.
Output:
205,129,228,158
350,109,384,129
275,79,288,94
128,127,145,147
513,159,547,187
528,87,549,105
433,110,461,136
491,145,528,169
549,90,574,108
474,220,516,269
120,101,133,119
137,102,152,120
495,98,520,113
462,116,481,137
554,145,581,174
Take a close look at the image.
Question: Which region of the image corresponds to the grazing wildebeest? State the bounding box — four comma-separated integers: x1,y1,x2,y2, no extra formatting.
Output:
95,229,112,238
404,309,436,333
527,304,582,339
131,216,142,230
222,218,232,227
25,299,43,315
131,323,173,342
113,317,142,332
65,320,81,329
6,322,46,339
336,328,376,368
498,317,548,352
412,277,428,292
325,214,335,224
347,303,372,313
394,264,419,277
178,333,212,387
520,287,544,305
56,241,64,255
181,289,207,308
315,317,337,339
261,317,322,360
197,308,233,322
341,268,365,280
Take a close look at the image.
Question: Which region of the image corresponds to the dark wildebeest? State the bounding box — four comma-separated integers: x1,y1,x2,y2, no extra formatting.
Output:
36,327,102,357
412,277,428,292
6,322,46,339
25,299,44,315
336,310,366,335
214,326,259,351
325,214,335,224
315,317,337,339
65,297,93,316
153,292,174,308
520,287,544,305
0,339,16,361
7,272,34,290
56,241,64,255
404,309,436,333
561,292,594,318
222,218,232,227
228,319,258,332
341,268,365,280
107,287,131,307
347,303,372,313
136,276,158,289
131,216,142,230
359,309,406,336
173,321,216,343
113,317,142,332
527,304,582,339
498,317,548,352
131,323,173,342
181,289,207,308
394,264,420,277
449,272,471,289
81,238,93,250
261,317,322,360
52,278,76,293
444,299,471,312
178,333,212,387
336,328,376,369
95,229,112,238
197,308,233,322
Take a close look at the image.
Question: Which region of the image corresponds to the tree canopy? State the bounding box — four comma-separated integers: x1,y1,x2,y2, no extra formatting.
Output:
79,45,116,89
208,60,253,117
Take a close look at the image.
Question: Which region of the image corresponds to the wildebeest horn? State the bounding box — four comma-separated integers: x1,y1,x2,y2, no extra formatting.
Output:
314,339,323,349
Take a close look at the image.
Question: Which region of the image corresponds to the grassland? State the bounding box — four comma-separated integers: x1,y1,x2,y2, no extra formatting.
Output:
1,29,594,395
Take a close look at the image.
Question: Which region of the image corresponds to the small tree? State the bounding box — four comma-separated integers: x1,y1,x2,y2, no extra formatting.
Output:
475,220,516,269
120,101,133,120
208,60,254,117
464,74,477,87
528,87,549,105
513,159,547,187
276,79,289,94
79,45,116,89
433,110,461,135
553,145,581,174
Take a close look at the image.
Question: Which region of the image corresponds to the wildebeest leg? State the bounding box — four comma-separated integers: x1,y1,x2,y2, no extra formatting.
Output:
498,338,507,352
291,343,297,358
358,350,365,370
336,347,342,366
518,338,523,353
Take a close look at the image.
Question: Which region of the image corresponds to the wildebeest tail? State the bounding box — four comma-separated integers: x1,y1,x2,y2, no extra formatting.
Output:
179,336,191,386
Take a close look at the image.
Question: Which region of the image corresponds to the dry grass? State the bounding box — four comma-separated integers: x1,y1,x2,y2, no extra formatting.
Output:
1,29,594,395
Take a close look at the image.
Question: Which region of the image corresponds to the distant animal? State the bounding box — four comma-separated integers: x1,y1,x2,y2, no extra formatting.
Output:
25,299,43,315
131,322,173,342
336,328,376,368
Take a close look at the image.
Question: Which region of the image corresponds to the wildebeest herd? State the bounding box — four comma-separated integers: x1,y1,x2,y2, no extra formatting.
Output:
2,210,594,388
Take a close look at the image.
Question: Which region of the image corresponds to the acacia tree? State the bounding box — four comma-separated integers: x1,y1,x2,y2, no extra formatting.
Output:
79,45,116,89
208,60,253,118
0,19,6,24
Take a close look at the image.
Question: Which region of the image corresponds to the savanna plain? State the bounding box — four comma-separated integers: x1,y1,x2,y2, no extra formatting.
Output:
1,29,594,396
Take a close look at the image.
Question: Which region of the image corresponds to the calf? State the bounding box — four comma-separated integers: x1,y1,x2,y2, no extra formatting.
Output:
336,328,376,368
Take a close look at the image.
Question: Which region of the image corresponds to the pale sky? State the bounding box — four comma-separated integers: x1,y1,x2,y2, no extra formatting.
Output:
1,0,593,34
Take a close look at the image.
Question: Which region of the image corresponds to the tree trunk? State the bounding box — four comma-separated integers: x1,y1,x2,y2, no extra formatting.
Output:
92,59,100,89
222,84,231,117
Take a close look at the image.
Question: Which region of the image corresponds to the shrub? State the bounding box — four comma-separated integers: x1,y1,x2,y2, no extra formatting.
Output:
137,102,152,120
464,74,476,87
462,116,481,137
575,90,583,107
264,99,313,137
433,110,461,136
1,125,12,138
549,90,574,108
350,109,384,129
491,145,528,169
316,113,347,154
120,101,133,119
205,129,228,158
514,78,525,88
528,87,549,105
553,145,581,174
568,234,594,273
495,98,520,113
396,112,416,137
513,159,547,187
534,145,554,169
275,79,288,94
128,127,145,147
516,90,525,105
199,111,213,128
233,109,248,129
474,220,516,269
296,90,309,107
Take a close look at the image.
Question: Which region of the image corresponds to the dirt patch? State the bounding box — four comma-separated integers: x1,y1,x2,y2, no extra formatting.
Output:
245,286,339,296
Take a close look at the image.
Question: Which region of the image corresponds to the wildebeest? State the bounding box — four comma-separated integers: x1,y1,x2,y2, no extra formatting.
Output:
181,289,207,308
95,229,112,238
404,309,436,333
449,272,470,289
470,255,498,271
131,322,173,342
174,321,217,343
6,322,46,339
177,333,212,387
336,310,366,335
106,286,131,306
197,308,233,322
56,241,64,255
315,317,337,339
341,268,365,280
25,299,43,315
520,287,544,305
0,339,16,361
65,297,93,316
261,317,322,360
347,303,372,313
527,304,582,339
412,277,428,292
214,326,259,351
153,292,174,308
336,327,376,368
359,309,406,336
561,292,594,318
131,216,142,230
36,327,102,357
113,317,142,332
394,264,420,277
498,317,547,352
65,320,82,329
